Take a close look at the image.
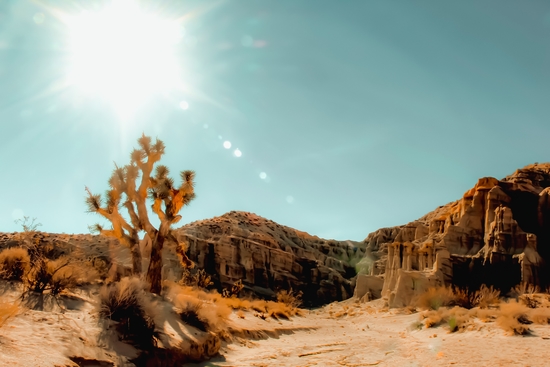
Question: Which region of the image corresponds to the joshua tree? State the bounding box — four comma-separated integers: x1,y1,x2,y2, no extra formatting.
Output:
85,134,196,293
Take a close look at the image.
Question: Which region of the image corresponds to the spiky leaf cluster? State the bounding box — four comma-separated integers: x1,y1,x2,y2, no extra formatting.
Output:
86,133,195,238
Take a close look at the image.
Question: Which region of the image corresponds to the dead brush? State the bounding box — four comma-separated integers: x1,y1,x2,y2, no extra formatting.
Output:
172,292,231,333
222,279,244,298
471,285,500,309
497,300,532,335
276,289,303,309
512,283,540,308
414,286,455,310
99,277,159,349
419,306,473,332
165,281,302,324
179,268,214,289
23,256,97,296
0,247,30,281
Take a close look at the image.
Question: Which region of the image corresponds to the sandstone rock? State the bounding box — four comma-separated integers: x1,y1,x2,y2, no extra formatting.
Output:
174,211,366,306
357,163,550,307
354,274,384,302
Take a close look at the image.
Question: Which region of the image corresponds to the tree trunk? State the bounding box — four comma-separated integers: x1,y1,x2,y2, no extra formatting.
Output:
130,240,142,275
147,232,165,294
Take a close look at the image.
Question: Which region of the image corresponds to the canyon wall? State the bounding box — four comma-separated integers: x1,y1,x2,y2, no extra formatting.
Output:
358,164,550,307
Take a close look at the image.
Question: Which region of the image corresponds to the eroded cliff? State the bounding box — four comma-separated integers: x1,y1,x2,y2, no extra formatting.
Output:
357,163,550,307
173,211,366,306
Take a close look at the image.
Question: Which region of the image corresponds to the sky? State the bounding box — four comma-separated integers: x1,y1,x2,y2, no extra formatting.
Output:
0,0,549,241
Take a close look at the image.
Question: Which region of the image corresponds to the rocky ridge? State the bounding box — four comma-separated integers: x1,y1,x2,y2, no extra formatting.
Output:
173,211,366,306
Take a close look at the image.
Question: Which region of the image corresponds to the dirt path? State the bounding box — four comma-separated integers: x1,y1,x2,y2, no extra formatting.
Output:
199,301,550,367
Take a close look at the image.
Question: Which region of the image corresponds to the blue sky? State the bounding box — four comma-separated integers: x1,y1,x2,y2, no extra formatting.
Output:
0,0,549,240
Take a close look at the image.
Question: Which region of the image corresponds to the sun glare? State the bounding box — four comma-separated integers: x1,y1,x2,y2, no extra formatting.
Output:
66,0,182,117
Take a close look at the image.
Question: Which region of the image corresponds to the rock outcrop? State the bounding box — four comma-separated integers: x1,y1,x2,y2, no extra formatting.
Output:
0,213,366,306
172,211,366,306
359,163,550,307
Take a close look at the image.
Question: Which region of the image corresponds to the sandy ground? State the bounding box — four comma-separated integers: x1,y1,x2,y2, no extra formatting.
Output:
198,300,550,367
2,290,550,367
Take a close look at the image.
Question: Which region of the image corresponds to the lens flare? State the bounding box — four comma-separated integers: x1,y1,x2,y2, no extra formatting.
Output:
66,0,182,118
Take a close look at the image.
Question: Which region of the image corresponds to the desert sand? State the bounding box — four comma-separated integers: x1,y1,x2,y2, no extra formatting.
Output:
2,288,550,367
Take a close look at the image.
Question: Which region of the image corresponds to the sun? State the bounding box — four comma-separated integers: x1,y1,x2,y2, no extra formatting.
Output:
65,0,183,117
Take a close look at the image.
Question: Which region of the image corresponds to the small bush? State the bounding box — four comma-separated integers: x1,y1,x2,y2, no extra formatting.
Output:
0,247,30,281
24,256,97,295
471,285,500,308
276,289,303,309
497,301,531,335
173,292,231,333
420,306,473,332
99,277,159,349
414,286,455,310
451,287,475,309
512,283,540,308
179,268,214,289
222,279,244,298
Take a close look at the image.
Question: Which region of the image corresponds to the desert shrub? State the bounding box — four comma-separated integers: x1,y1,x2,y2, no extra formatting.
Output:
497,300,531,335
0,302,18,328
512,283,540,308
471,285,500,308
276,289,303,309
180,304,209,331
23,256,97,295
528,307,550,324
420,306,473,332
179,268,214,289
166,281,299,329
414,286,455,310
99,277,159,349
451,287,475,309
222,279,244,298
0,247,30,281
172,290,231,333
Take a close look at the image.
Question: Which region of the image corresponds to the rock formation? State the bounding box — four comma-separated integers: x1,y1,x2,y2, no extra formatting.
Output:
358,163,550,307
3,163,549,309
0,212,366,306
172,211,366,306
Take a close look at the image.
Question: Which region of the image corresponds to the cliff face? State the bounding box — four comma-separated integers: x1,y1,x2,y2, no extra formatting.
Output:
359,163,550,307
173,211,366,306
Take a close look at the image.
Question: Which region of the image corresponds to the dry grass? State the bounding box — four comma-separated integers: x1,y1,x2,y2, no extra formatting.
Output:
416,296,550,335
471,285,500,309
172,291,232,333
0,247,30,281
512,283,544,308
99,277,159,349
496,301,532,335
179,268,214,289
414,286,455,310
276,289,303,309
23,256,98,295
414,285,501,311
165,282,302,324
420,307,474,331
